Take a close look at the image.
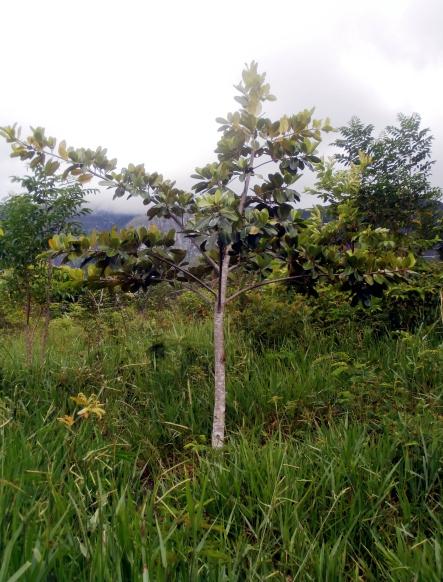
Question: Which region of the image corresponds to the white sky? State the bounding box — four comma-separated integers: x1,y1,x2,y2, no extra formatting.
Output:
1,0,442,214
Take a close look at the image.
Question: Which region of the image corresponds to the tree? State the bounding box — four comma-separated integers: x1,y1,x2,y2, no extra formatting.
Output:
321,114,442,243
0,194,46,322
1,63,412,447
0,160,91,361
13,161,90,237
0,160,90,272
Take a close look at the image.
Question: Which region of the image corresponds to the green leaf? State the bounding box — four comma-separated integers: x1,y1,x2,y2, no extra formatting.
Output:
279,116,289,134
58,140,68,160
45,160,60,175
77,174,93,184
6,561,32,582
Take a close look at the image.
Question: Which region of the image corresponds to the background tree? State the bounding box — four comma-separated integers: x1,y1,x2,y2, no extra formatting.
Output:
0,195,45,324
0,159,91,360
316,114,442,245
1,63,412,447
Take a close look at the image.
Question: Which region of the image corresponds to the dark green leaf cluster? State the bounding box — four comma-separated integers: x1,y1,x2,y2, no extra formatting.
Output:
0,195,48,272
49,226,199,294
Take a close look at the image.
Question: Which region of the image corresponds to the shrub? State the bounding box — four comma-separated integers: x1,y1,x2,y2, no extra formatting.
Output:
233,289,312,346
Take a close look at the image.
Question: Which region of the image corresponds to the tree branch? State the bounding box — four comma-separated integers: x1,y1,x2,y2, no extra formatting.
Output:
225,274,310,303
251,159,276,173
10,138,111,183
173,281,213,306
226,267,410,304
154,278,213,306
169,214,219,272
238,148,256,216
10,136,222,274
147,251,216,296
228,261,243,273
91,274,214,306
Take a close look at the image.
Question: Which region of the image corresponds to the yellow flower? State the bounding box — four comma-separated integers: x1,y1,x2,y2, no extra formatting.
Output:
57,415,75,427
71,393,105,420
61,393,106,423
70,393,89,406
77,404,105,420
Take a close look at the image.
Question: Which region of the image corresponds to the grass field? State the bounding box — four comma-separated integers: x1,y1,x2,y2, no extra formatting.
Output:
1,307,442,580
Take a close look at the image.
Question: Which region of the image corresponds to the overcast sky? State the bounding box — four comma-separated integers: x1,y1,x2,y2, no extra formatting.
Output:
1,0,442,214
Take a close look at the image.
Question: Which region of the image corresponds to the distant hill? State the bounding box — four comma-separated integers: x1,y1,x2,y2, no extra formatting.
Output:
77,209,184,234
77,207,316,234
76,209,199,257
77,210,138,232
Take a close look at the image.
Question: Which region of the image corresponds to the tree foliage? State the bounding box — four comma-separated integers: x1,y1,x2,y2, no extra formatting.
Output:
0,157,92,340
0,162,91,274
313,114,442,243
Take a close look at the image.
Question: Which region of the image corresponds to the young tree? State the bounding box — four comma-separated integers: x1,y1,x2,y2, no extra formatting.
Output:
0,194,47,323
1,63,412,447
0,160,90,278
0,160,91,360
323,114,442,243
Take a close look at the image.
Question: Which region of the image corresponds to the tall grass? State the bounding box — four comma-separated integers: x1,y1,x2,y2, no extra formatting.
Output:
0,309,442,579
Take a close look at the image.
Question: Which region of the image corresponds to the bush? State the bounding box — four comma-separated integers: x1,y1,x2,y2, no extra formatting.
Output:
233,288,312,346
380,264,443,331
232,262,443,347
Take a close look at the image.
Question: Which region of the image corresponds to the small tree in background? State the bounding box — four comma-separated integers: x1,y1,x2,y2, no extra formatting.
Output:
0,160,91,360
0,194,46,323
1,63,413,447
318,114,442,245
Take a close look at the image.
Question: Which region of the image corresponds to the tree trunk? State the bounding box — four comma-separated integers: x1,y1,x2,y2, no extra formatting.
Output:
24,286,33,366
40,260,53,364
211,250,230,448
211,148,254,448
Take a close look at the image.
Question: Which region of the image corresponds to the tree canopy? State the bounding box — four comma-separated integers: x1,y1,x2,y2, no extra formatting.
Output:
313,113,442,244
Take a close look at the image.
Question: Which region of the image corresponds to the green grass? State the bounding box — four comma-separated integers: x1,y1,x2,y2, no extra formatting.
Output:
0,308,442,580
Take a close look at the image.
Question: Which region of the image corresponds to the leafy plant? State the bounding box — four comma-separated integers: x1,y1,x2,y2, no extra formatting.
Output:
313,114,443,246
0,158,92,362
1,63,413,447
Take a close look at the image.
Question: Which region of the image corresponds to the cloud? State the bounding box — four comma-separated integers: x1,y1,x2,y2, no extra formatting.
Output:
1,0,441,213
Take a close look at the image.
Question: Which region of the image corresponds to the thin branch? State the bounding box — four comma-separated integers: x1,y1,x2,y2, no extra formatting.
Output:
11,138,110,183
251,159,276,173
269,129,320,146
238,148,257,215
226,275,309,303
226,267,410,304
228,261,242,273
147,251,216,296
169,214,219,272
176,281,214,306
152,278,213,306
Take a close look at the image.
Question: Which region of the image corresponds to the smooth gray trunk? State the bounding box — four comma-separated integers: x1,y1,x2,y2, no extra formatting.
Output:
211,250,230,448
211,147,254,447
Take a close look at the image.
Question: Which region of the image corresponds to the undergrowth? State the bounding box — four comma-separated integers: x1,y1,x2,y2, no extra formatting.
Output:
0,306,442,580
